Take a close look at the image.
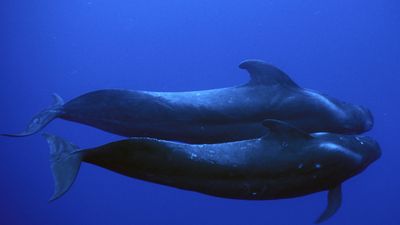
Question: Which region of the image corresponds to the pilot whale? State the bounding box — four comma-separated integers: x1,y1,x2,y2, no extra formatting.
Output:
43,120,380,223
4,60,373,143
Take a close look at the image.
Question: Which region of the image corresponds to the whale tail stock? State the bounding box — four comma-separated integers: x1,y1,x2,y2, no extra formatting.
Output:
2,93,64,137
43,133,83,202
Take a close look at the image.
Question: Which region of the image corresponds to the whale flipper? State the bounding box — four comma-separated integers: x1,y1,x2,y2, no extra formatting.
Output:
315,184,342,224
239,59,299,87
43,133,83,202
2,94,64,137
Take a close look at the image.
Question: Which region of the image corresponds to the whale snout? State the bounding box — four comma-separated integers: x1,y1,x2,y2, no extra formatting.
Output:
354,136,381,166
366,138,381,162
346,105,374,133
336,103,374,134
360,106,374,132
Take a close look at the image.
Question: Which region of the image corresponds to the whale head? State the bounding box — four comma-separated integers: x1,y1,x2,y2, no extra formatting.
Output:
309,133,380,224
300,89,374,134
314,133,381,175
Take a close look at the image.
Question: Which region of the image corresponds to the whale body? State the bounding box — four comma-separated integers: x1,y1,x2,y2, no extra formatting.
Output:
44,120,380,223
4,60,373,143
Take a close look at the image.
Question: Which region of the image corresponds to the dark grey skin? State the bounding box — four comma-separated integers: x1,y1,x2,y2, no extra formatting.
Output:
44,120,380,223
4,60,373,143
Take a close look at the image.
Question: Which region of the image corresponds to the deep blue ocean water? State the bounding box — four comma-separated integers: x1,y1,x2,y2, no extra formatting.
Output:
0,1,399,225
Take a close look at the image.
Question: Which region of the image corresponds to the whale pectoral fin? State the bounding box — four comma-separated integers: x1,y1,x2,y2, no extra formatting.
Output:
239,59,299,87
315,184,342,224
261,119,313,140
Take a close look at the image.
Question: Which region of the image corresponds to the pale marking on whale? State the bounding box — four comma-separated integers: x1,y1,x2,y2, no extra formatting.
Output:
312,132,329,137
142,89,230,106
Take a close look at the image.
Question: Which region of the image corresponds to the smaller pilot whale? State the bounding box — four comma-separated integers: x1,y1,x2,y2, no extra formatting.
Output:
3,60,373,143
43,120,380,223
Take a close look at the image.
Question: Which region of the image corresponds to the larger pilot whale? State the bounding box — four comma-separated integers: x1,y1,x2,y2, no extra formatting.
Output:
4,60,373,143
43,120,380,223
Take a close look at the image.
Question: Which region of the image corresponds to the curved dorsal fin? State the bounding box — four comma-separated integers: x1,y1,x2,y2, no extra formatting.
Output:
239,59,299,87
262,119,312,140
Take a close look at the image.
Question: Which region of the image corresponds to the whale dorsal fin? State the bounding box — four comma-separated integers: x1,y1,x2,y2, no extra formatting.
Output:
315,184,343,223
262,119,312,140
239,60,299,87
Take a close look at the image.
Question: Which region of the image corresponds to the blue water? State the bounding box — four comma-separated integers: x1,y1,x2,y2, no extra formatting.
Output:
1,1,399,225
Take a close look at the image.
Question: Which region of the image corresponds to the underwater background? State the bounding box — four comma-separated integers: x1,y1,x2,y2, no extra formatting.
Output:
0,0,399,225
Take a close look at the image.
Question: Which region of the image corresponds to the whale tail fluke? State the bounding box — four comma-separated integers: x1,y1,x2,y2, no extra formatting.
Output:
2,93,64,137
43,133,83,202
